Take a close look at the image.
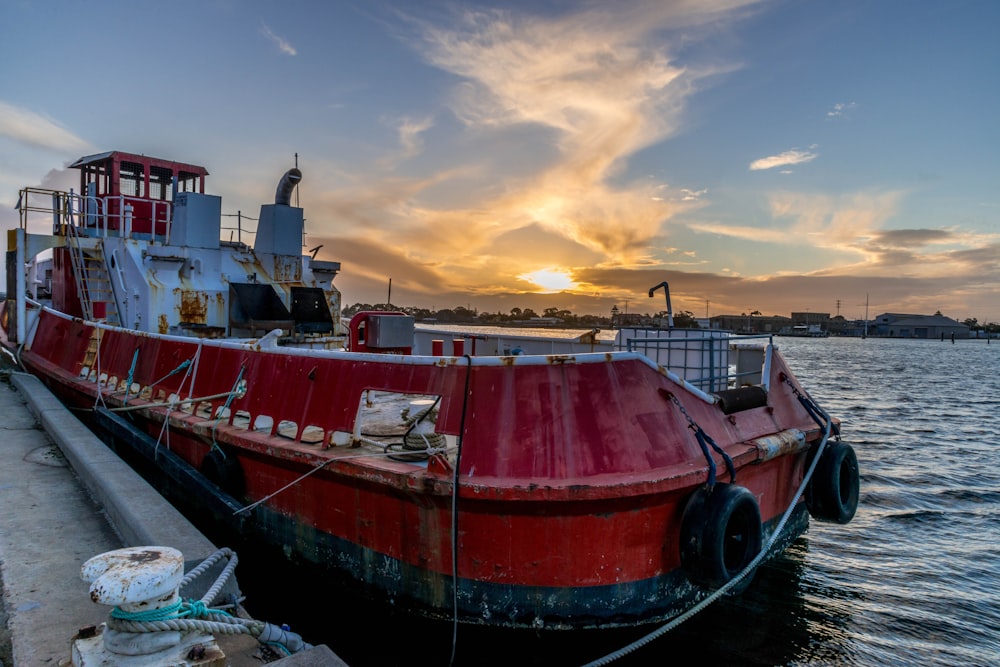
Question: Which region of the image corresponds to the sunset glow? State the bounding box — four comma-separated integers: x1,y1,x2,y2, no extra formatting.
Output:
1,1,997,322
520,268,578,294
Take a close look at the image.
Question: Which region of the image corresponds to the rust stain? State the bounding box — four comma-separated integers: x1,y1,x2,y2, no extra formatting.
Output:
180,290,208,324
157,313,169,334
546,355,575,364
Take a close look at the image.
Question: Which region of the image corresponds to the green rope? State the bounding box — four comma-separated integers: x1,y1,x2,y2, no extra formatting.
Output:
110,598,233,623
123,348,139,402
149,358,191,388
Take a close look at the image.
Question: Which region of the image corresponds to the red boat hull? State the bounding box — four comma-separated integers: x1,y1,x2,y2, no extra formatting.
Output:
11,307,825,628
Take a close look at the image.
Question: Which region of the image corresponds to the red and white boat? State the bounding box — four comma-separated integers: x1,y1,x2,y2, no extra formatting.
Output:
2,151,859,630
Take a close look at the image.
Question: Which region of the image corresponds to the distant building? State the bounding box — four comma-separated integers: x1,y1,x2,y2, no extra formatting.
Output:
710,314,791,333
873,313,970,339
791,312,830,326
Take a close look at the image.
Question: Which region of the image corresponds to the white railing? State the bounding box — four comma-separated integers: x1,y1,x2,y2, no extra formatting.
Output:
17,187,172,241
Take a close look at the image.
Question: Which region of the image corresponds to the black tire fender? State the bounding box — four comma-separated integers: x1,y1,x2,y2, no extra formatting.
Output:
680,484,762,592
805,440,860,524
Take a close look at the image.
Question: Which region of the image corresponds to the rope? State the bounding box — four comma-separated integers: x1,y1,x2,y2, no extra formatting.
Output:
108,390,241,413
107,359,192,397
448,355,474,667
123,347,139,402
92,327,108,410
103,547,311,655
582,389,836,667
152,346,202,457
235,440,458,515
387,397,447,458
211,365,246,451
234,458,336,515
152,359,192,386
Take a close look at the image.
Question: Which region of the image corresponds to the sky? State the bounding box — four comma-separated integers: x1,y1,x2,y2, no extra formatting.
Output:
1,0,998,323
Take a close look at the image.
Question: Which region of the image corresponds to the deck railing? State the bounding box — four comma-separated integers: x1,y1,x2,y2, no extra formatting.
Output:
17,187,172,241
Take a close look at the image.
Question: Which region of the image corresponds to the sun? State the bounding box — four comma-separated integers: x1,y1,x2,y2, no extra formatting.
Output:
520,268,578,293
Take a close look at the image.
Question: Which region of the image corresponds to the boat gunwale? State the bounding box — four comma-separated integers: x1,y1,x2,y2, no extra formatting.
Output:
22,348,822,504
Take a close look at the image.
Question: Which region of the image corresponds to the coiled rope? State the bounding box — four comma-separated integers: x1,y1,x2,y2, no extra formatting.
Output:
582,383,836,667
385,397,448,461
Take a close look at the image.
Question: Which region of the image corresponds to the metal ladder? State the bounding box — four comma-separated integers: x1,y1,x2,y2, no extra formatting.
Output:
66,226,121,326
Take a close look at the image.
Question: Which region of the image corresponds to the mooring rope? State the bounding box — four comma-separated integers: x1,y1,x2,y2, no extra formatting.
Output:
210,365,247,448
234,440,458,515
448,355,474,667
152,357,198,457
105,547,312,655
92,327,108,410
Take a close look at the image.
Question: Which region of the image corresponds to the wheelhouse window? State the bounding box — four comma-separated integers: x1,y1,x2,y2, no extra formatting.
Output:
150,165,173,200
120,161,145,197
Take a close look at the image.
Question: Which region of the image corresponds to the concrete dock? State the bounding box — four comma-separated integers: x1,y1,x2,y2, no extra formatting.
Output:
0,368,346,667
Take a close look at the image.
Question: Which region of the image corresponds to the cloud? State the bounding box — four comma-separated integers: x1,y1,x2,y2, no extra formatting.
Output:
377,116,435,168
260,23,297,55
826,101,858,119
391,3,753,261
749,148,818,171
0,101,91,154
290,3,997,321
870,228,953,249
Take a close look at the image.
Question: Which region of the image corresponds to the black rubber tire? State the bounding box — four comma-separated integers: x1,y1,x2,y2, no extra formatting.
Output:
680,484,762,592
201,448,246,499
805,441,860,524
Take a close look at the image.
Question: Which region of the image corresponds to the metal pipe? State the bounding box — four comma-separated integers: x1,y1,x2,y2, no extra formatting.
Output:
648,281,674,328
275,168,302,206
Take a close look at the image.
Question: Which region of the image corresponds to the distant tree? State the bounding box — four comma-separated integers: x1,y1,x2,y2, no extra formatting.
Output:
452,306,477,322
672,310,698,328
342,303,376,316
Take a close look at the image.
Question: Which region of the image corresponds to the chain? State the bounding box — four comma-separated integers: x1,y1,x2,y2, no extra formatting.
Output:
658,388,736,488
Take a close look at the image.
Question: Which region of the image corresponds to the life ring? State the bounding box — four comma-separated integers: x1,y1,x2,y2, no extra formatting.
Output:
201,448,246,499
805,441,860,524
680,484,762,592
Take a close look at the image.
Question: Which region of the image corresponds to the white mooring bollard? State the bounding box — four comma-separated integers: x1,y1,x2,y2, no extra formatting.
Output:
71,546,224,666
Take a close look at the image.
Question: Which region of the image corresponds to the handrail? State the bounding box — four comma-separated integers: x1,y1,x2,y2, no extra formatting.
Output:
16,187,173,241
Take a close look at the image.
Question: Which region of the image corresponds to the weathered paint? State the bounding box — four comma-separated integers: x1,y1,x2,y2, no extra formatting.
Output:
179,289,208,324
